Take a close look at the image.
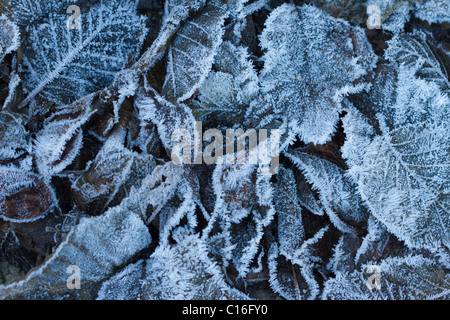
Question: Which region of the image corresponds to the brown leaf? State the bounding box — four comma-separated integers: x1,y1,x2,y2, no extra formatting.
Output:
0,168,56,222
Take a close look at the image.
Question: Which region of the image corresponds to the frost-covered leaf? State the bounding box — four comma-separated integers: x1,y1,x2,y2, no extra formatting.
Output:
128,162,193,220
354,215,392,267
385,30,450,94
228,212,265,277
329,233,360,274
34,96,96,177
0,14,19,62
0,167,56,223
20,0,148,106
97,228,248,300
267,243,303,300
274,166,304,260
286,150,369,234
342,36,450,250
367,0,450,33
290,225,338,300
10,0,97,26
161,4,227,103
191,41,259,123
204,163,275,277
249,4,376,146
212,163,257,223
114,159,205,246
135,79,197,154
0,202,151,299
295,172,325,216
313,0,436,33
310,0,367,24
323,254,450,300
131,0,206,72
0,111,30,168
72,127,155,215
367,0,412,33
270,225,338,300
414,0,450,24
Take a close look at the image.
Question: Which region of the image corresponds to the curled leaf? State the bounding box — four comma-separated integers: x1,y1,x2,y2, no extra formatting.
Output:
0,167,56,222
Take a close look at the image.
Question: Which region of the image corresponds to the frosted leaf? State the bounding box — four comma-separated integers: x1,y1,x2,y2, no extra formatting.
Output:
120,161,205,245
414,0,450,24
225,0,267,45
0,14,19,62
126,117,162,156
211,163,257,224
97,228,249,300
290,225,338,300
10,0,96,26
204,163,275,277
0,208,69,284
191,41,259,123
313,0,448,32
163,0,206,24
274,166,304,261
323,254,450,300
342,38,450,250
226,0,267,19
0,111,29,167
267,243,303,300
385,30,450,94
131,0,206,72
95,259,146,300
0,202,151,299
309,0,367,25
270,225,337,300
295,173,325,216
34,96,96,177
72,127,155,215
286,150,369,234
367,0,412,33
367,0,450,33
0,167,56,222
354,215,391,267
252,4,376,145
329,233,360,274
134,80,197,153
380,255,450,300
20,0,148,106
228,213,264,277
161,4,227,103
157,194,198,245
128,162,191,220
344,106,450,251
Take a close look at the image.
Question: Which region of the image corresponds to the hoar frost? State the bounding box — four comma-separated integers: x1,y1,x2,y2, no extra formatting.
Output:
0,0,449,301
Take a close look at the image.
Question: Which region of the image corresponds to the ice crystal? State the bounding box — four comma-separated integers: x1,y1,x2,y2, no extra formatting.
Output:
1,0,449,301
